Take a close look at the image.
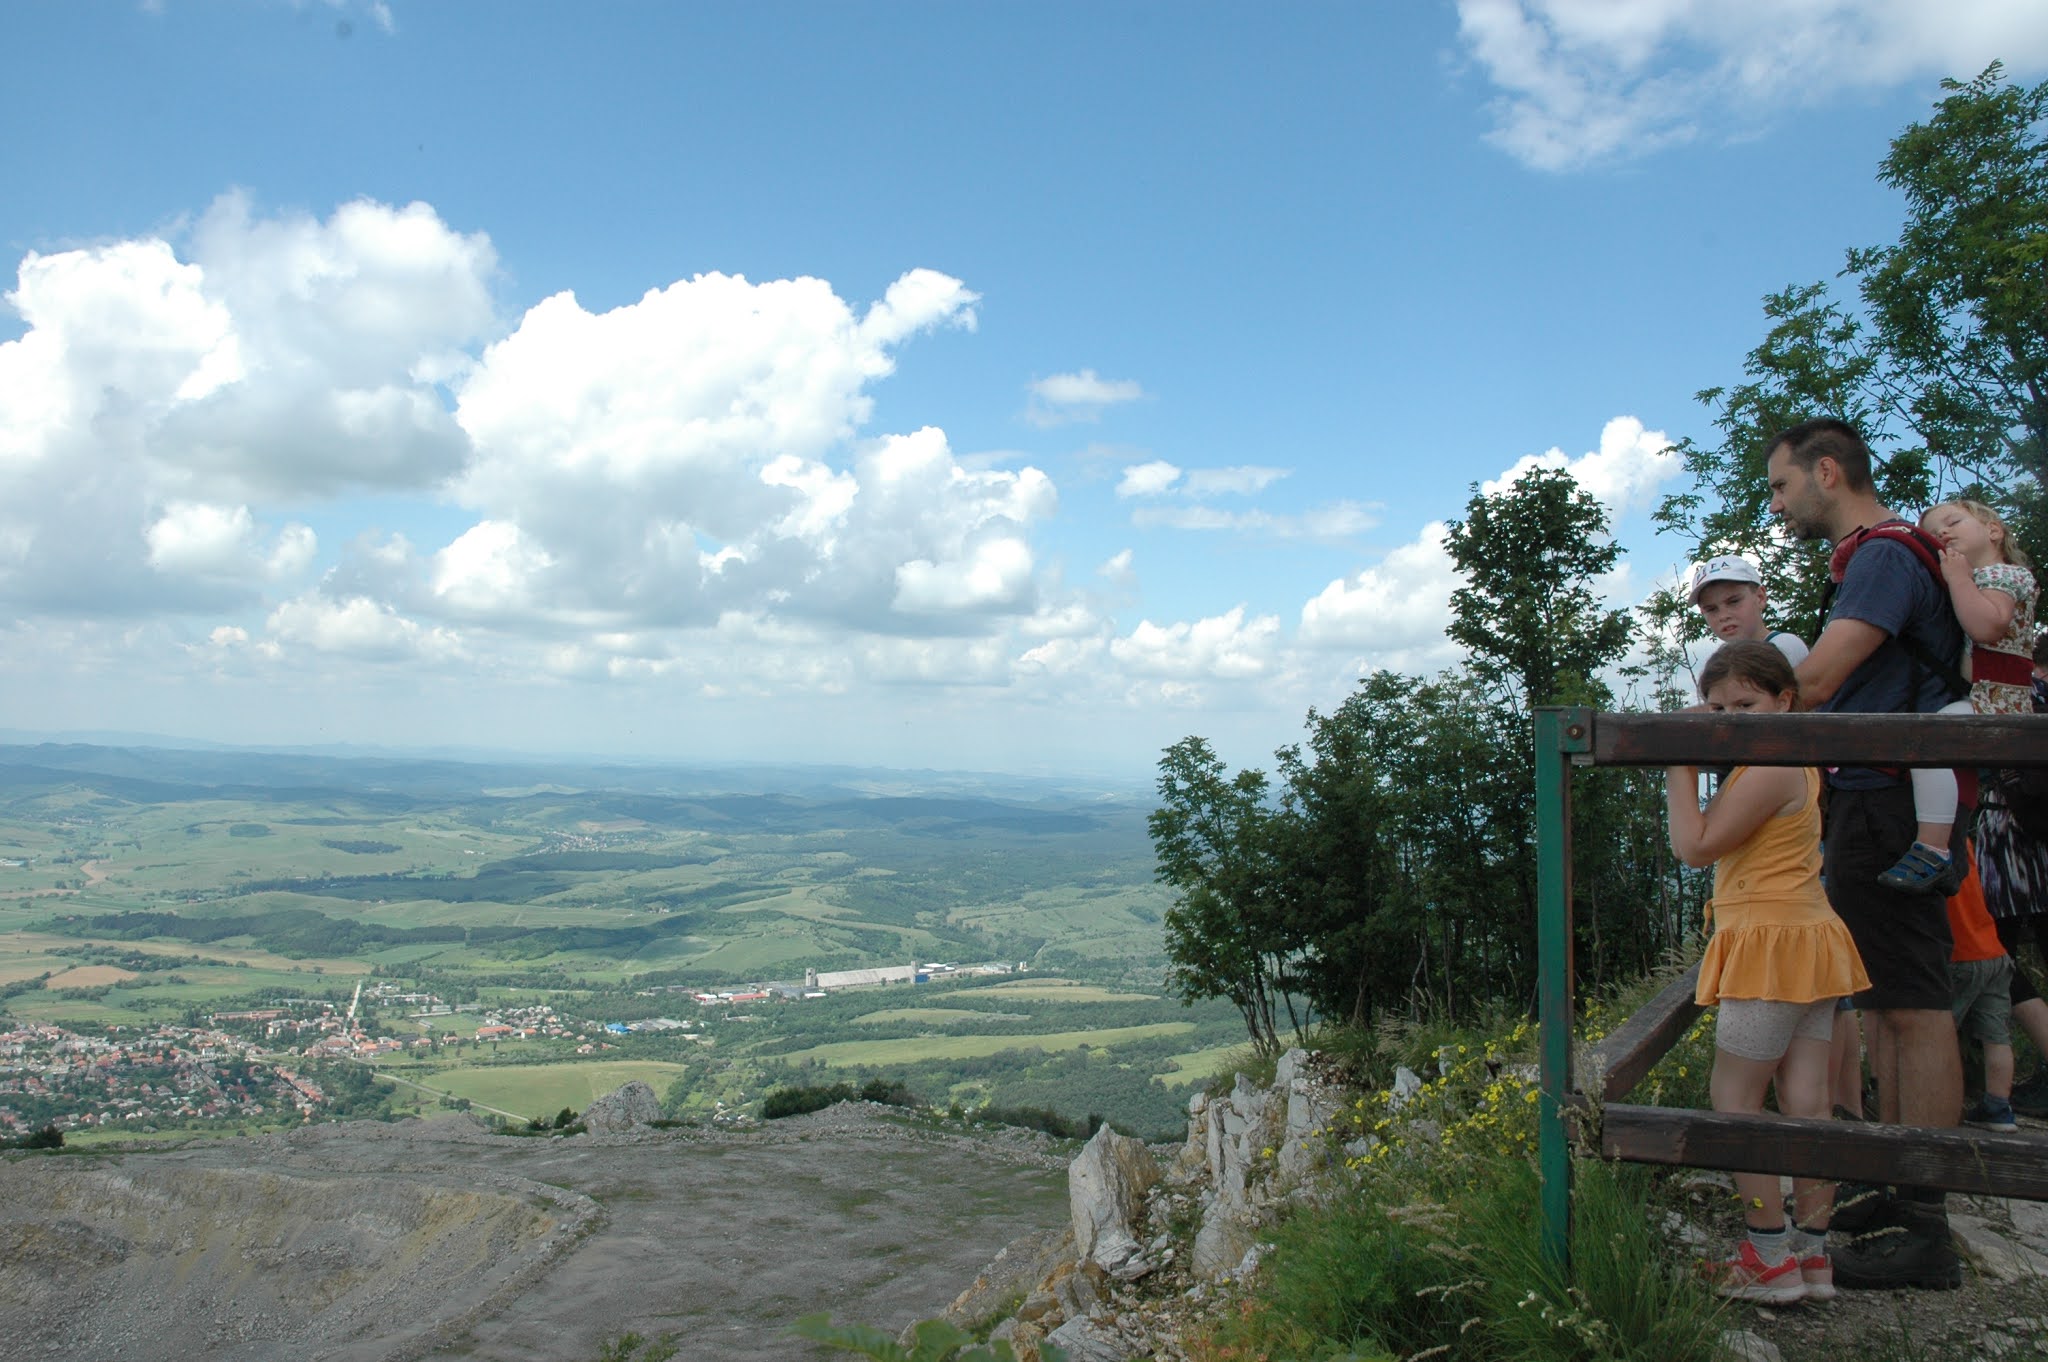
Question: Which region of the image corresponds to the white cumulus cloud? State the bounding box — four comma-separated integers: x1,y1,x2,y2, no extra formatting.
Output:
0,193,494,615
1027,369,1146,426
1456,0,2048,170
1110,605,1280,680
1116,460,1183,498
1298,521,1465,668
1480,415,1678,518
267,593,460,662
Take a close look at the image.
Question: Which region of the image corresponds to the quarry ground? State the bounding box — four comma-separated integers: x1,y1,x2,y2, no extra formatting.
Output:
0,1106,1073,1362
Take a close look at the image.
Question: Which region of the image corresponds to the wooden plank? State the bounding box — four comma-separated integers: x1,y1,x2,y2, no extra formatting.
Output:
1590,712,2048,770
1600,1104,2048,1202
1584,965,1703,1104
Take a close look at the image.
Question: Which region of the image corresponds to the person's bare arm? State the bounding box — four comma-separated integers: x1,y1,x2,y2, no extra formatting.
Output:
1665,764,1803,868
1939,548,2017,646
1794,618,1888,710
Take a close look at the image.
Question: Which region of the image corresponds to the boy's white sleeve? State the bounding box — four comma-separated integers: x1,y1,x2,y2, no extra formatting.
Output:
1768,631,1811,666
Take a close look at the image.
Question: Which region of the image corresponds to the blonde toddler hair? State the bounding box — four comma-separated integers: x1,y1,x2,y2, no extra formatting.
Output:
1922,498,2031,569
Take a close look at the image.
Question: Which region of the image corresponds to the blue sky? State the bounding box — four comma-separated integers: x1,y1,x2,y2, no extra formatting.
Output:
2,1,2044,779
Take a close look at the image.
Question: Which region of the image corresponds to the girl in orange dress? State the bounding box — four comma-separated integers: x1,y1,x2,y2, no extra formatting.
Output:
1665,641,1871,1305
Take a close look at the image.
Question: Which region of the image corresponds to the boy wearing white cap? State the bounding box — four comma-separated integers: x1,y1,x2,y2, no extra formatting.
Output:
1689,555,1810,667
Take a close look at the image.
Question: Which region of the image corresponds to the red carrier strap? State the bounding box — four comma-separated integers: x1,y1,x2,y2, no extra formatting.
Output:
1973,646,2034,688
1817,519,1971,704
1826,520,1944,583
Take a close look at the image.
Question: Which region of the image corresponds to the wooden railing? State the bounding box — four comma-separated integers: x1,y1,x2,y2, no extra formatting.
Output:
1533,709,2048,1272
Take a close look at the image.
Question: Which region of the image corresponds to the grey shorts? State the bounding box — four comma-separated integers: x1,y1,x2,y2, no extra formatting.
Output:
1952,955,2015,1047
1715,997,1839,1062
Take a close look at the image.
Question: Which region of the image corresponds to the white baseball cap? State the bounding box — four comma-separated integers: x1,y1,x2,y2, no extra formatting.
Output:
1686,555,1763,603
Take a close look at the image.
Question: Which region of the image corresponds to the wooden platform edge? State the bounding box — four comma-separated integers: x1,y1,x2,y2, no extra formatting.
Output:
1589,712,2048,769
1583,965,1703,1104
1598,1104,2048,1202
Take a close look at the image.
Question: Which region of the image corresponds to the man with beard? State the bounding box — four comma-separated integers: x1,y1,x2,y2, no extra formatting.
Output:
1765,417,1968,1290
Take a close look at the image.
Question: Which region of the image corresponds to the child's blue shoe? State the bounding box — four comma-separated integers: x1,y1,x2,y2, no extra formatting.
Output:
1876,842,1960,895
1965,1095,2019,1133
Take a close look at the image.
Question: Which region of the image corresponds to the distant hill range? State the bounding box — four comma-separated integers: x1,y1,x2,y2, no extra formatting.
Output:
0,741,1134,836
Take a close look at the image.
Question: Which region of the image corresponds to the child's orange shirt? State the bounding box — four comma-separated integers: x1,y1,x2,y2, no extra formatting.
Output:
1947,849,2006,965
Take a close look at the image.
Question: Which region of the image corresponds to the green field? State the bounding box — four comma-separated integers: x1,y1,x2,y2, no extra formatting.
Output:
399,1060,695,1117
853,1007,1008,1025
941,981,1159,1003
1157,1042,1257,1087
780,1021,1197,1067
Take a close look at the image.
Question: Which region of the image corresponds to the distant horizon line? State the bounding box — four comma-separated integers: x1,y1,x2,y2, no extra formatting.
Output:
0,725,1154,793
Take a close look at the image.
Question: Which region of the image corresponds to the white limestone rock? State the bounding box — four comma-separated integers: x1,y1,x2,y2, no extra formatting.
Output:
1719,1329,1783,1362
1949,1213,2048,1282
1069,1125,1160,1276
1046,1315,1132,1362
1191,1212,1258,1280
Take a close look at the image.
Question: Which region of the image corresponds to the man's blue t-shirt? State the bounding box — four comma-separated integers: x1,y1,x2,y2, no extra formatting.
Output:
1818,529,1966,790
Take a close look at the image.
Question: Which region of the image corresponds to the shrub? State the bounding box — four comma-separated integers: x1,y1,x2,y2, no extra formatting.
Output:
970,1104,1101,1140
857,1077,921,1108
762,1083,855,1119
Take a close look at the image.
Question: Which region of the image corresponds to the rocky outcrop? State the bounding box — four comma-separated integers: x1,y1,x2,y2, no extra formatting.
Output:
1070,1125,1161,1279
580,1080,663,1133
1179,1047,1338,1280
961,1047,1343,1360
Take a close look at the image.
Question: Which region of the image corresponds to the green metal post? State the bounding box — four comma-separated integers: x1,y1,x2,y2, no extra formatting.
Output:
1534,707,1589,1275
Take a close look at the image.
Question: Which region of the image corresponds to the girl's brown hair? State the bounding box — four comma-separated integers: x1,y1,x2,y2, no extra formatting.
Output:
1698,640,1799,705
1923,498,2032,569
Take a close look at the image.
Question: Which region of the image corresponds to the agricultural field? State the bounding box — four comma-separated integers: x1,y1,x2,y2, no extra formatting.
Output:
0,741,1243,1140
403,1060,697,1119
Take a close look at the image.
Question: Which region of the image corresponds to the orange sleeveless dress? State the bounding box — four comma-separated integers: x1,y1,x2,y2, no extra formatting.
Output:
1694,766,1870,1005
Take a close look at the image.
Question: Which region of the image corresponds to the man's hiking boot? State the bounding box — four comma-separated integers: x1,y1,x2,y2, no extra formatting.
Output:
2011,1068,2048,1119
1826,1183,1893,1236
1831,1201,1962,1291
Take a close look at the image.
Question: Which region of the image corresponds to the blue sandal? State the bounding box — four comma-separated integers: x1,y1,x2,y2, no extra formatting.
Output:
1876,842,1957,894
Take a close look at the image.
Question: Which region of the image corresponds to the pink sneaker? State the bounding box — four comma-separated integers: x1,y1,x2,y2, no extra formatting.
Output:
1708,1241,1808,1304
1799,1251,1836,1302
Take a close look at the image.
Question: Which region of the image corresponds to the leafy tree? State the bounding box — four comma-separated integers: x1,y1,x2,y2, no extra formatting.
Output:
1443,467,1632,711
1659,63,2048,619
1149,737,1290,1056
1268,700,1410,1028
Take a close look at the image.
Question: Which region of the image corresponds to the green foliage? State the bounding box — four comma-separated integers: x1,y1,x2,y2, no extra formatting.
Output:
1659,63,2048,618
7,1125,64,1150
1199,1007,1724,1362
791,1313,1065,1362
1444,466,1633,711
762,1082,856,1119
968,1103,1101,1140
1152,460,1695,1029
1151,738,1290,1056
761,1077,920,1120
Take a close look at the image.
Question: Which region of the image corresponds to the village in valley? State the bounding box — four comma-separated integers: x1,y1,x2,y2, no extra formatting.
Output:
0,961,1028,1139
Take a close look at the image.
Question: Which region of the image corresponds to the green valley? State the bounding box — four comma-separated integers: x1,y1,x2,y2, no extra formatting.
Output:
0,742,1238,1142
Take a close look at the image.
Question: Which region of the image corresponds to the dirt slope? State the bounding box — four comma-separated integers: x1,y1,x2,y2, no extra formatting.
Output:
0,1108,1071,1361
